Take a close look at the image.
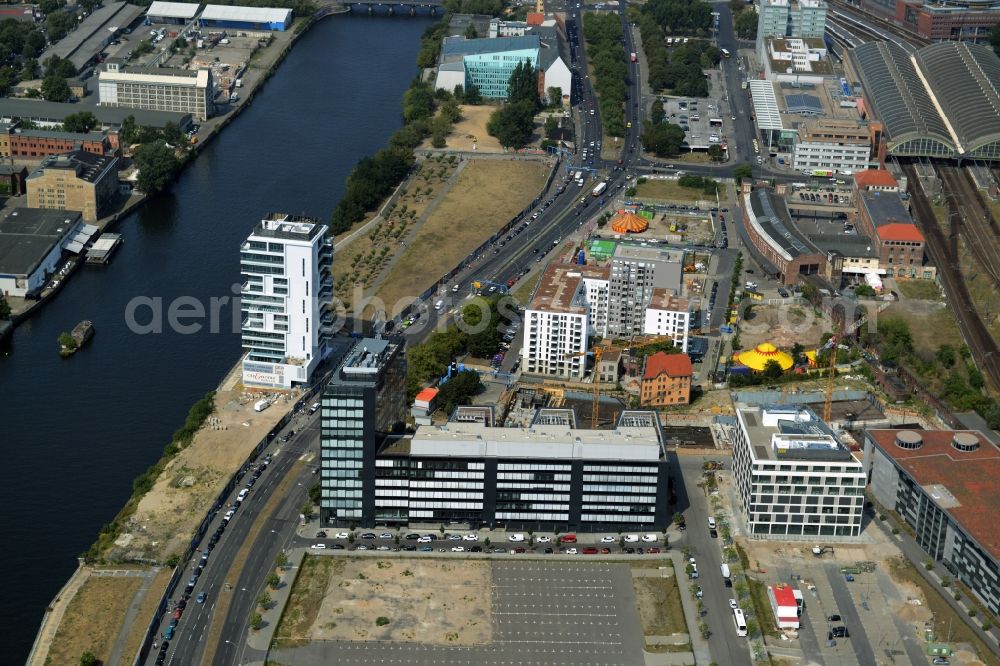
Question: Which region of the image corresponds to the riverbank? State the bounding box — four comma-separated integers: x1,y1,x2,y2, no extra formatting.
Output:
4,3,348,333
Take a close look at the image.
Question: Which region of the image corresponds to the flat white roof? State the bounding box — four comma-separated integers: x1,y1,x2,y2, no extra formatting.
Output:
147,1,200,19
100,68,210,88
749,80,784,131
411,422,664,461
199,4,291,23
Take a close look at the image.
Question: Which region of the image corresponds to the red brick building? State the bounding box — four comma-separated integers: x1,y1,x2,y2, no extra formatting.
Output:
856,189,932,279
742,187,826,286
0,125,114,159
858,0,1000,43
640,352,693,407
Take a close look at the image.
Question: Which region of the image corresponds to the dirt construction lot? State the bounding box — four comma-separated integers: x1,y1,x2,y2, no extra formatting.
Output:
738,303,831,350
280,556,492,646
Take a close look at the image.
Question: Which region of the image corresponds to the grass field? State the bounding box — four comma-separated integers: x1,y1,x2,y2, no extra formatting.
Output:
634,178,705,202
883,301,964,359
46,573,144,666
747,577,781,638
896,280,942,300
273,555,345,649
888,556,1000,666
374,159,549,310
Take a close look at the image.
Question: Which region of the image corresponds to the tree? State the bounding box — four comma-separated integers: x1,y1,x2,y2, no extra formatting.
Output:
44,55,75,78
543,114,558,138
249,612,263,631
0,293,10,320
437,370,483,413
63,111,98,133
465,23,478,38
58,331,77,350
120,115,138,144
506,59,539,109
266,572,280,589
300,500,314,519
707,144,724,162
20,57,38,81
649,101,665,125
734,9,758,40
134,141,181,194
402,82,435,123
853,284,876,298
547,86,563,107
487,100,535,149
79,652,99,666
640,122,685,156
257,591,272,608
463,83,482,105
729,0,745,12
762,359,784,379
41,74,71,102
733,163,753,184
45,10,77,42
275,551,290,569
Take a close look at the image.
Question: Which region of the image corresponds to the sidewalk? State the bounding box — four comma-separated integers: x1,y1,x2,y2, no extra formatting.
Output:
246,547,306,654
669,550,713,665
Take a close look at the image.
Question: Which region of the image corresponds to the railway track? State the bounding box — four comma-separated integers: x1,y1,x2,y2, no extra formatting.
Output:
903,162,1000,391
936,164,1000,289
827,0,930,49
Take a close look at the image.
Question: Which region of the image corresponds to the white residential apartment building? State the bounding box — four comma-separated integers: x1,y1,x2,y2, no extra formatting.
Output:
607,245,684,337
642,288,690,352
792,118,872,174
756,0,828,56
731,405,866,540
240,213,335,389
522,263,608,379
98,61,214,121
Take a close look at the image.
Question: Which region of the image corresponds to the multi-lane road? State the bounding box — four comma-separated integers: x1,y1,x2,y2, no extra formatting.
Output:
147,414,320,666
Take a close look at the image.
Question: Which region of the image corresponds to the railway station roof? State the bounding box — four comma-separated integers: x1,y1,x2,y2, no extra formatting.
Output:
915,42,1000,161
850,41,1000,161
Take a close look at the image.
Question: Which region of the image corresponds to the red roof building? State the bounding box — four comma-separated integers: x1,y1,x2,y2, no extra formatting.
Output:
864,428,1000,618
767,584,800,629
640,352,692,407
526,12,544,25
877,222,924,243
853,169,898,192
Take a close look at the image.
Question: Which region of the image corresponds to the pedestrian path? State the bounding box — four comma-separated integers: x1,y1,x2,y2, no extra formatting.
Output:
106,567,160,666
669,550,713,665
246,547,306,652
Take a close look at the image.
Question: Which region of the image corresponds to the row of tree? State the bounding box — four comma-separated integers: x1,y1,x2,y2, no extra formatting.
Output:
643,0,714,35
582,13,627,138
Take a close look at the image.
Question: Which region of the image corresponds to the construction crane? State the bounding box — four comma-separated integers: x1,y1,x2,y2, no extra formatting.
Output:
563,347,605,428
822,300,892,421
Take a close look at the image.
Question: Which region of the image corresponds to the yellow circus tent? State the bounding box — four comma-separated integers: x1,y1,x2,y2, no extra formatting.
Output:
610,211,649,234
733,342,794,372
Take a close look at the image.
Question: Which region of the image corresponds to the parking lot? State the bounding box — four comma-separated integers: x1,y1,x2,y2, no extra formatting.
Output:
271,560,648,665
659,93,730,150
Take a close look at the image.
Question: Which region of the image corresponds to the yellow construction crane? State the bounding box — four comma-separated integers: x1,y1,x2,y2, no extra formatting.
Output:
822,300,892,421
563,346,604,428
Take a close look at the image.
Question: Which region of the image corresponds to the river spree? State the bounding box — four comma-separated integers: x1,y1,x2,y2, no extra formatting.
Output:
0,14,432,660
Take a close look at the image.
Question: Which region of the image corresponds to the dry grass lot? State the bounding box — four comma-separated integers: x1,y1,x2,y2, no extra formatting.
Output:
277,557,492,647
883,299,964,359
888,556,999,666
739,303,830,350
429,105,507,153
121,388,294,562
375,159,549,308
634,178,709,203
117,568,171,666
46,573,143,666
511,268,544,307
632,569,686,636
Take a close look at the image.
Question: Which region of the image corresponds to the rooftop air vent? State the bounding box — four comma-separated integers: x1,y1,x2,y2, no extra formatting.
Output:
895,430,923,450
952,432,980,453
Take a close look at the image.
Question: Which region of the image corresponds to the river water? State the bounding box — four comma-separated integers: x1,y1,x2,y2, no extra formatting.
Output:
0,14,432,661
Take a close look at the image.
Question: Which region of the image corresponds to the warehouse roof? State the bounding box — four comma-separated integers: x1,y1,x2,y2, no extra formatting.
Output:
0,98,191,130
147,1,201,19
40,2,145,71
199,4,292,23
850,41,956,158
915,42,1000,159
0,208,82,277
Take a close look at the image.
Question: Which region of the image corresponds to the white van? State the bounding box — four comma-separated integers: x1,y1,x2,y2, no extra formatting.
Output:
708,517,717,529
253,399,269,412
434,300,444,311
508,533,525,542
237,488,249,502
